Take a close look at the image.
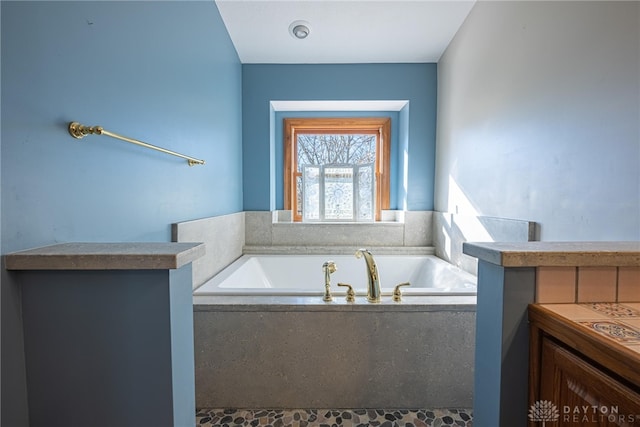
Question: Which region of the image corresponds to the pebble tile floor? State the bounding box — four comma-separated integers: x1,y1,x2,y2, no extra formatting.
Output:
196,408,473,427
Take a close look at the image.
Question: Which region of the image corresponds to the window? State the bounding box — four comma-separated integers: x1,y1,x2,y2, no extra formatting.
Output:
284,117,390,222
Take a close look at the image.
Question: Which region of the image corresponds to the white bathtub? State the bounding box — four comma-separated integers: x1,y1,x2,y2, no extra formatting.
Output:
193,254,477,297
193,252,477,408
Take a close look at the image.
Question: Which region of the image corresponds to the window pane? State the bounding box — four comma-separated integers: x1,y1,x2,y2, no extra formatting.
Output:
297,134,376,169
357,165,374,221
324,167,354,220
302,166,320,220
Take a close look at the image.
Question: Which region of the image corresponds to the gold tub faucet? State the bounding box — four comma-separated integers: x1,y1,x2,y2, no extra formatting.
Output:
355,249,381,303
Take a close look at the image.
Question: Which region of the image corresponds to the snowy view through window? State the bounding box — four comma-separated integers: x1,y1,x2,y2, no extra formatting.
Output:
297,134,376,221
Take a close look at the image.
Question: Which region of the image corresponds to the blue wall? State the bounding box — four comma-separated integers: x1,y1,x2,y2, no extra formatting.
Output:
1,2,242,425
242,64,437,211
2,1,242,250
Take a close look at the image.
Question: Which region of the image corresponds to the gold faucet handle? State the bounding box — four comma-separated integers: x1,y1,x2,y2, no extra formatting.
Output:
392,282,411,302
337,283,356,303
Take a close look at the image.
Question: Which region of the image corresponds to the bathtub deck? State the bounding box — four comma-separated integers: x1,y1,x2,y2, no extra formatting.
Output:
196,408,473,427
193,294,477,310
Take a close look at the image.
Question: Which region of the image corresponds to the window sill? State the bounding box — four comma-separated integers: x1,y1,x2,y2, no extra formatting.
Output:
272,210,405,224
273,221,404,226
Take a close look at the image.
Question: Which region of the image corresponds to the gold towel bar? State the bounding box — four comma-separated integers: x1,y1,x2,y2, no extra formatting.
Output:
68,122,205,166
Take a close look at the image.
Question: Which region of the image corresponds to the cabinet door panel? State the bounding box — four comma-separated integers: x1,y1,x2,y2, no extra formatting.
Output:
540,338,640,426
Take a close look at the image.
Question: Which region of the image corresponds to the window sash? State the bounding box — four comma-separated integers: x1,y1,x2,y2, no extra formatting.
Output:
302,163,375,222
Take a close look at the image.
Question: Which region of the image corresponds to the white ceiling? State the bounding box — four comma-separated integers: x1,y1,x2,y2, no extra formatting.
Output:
215,0,476,64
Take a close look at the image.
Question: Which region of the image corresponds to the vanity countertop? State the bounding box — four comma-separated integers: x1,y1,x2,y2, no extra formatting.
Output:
4,242,205,270
529,302,640,386
463,241,640,267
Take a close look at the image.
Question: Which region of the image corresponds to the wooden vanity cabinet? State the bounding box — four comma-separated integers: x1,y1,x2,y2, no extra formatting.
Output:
529,305,640,427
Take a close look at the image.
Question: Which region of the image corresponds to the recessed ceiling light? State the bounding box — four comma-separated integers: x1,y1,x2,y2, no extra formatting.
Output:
289,20,311,39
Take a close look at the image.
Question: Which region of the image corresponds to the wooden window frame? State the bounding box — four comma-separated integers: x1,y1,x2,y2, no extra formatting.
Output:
284,117,391,222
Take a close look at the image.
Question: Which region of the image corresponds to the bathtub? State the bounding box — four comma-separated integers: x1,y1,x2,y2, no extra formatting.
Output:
193,252,476,409
193,254,477,297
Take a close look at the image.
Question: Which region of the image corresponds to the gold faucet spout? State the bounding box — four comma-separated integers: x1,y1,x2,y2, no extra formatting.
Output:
355,249,381,303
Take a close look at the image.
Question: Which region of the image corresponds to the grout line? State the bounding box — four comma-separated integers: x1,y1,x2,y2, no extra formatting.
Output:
574,266,579,303
615,266,620,302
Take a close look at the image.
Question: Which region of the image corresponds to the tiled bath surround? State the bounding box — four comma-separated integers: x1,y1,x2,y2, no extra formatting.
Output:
173,211,438,289
172,213,245,289
433,213,536,276
172,210,537,288
245,211,433,248
173,211,534,412
194,304,475,409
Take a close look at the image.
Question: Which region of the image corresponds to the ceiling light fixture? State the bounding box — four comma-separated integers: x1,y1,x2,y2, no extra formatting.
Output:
289,20,311,39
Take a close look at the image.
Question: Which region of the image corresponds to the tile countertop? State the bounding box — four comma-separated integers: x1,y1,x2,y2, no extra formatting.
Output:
463,241,640,267
529,302,640,386
4,242,206,270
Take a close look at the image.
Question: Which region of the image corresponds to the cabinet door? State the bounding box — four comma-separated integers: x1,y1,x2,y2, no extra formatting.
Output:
539,337,640,426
